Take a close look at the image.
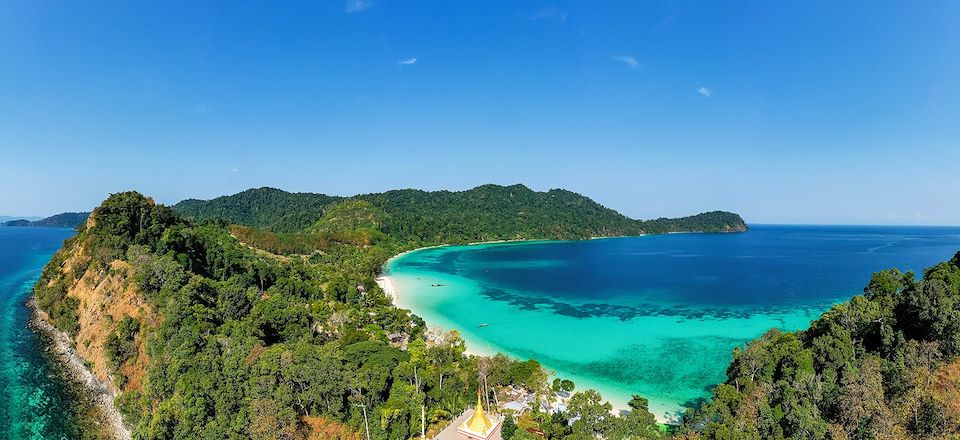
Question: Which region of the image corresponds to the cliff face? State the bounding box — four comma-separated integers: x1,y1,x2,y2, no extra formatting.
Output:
38,216,154,397
722,222,748,233
69,259,152,393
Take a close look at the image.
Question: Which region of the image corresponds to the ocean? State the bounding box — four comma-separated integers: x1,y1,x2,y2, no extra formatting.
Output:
0,226,85,439
384,225,960,420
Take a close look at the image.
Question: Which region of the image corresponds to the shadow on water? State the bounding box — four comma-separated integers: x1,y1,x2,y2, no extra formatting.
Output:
478,287,830,322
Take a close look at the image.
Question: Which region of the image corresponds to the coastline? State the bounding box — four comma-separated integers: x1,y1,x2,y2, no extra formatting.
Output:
28,298,132,440
373,231,756,422
376,267,490,359
374,239,548,307
374,241,531,360
374,239,672,422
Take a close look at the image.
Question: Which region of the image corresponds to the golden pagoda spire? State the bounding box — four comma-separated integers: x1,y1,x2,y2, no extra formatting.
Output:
461,388,495,434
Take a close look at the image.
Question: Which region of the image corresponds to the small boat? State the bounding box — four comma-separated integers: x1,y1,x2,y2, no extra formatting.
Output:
478,323,489,327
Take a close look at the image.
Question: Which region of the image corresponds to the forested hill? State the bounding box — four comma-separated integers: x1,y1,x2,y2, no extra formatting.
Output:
174,187,340,233
680,252,960,438
173,185,747,245
32,191,960,439
34,192,669,439
2,211,89,228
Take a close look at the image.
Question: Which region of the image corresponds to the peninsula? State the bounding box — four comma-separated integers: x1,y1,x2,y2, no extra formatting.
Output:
32,185,960,439
32,185,743,439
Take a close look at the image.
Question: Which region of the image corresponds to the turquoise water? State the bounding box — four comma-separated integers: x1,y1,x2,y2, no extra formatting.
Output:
385,225,960,420
0,226,83,439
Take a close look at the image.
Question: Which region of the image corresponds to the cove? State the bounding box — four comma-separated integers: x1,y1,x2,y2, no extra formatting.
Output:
384,225,960,420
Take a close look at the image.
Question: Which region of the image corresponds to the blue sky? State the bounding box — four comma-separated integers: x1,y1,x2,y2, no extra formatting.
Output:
1,1,958,225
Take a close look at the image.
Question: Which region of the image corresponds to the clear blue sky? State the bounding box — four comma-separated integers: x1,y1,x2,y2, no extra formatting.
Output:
1,1,958,225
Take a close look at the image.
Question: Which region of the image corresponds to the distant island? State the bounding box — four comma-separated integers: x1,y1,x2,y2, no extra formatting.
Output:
3,212,89,228
0,215,42,222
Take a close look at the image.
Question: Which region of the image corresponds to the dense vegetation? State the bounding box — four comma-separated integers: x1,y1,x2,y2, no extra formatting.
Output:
679,252,960,439
174,188,340,233
3,211,89,228
173,185,747,245
37,192,671,440
37,188,960,440
37,187,960,440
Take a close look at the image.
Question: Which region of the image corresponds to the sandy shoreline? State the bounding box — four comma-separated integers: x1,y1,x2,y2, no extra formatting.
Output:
375,247,491,359
374,274,400,304
376,271,491,360
28,298,132,440
374,241,672,422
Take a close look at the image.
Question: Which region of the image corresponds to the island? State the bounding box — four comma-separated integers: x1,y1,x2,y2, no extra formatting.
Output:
30,186,960,439
4,212,89,228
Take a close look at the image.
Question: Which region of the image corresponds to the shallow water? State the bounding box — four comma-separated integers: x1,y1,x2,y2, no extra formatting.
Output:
386,225,960,420
0,226,83,439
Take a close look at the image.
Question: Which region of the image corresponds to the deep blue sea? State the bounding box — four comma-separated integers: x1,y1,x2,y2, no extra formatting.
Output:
386,225,960,419
0,226,82,439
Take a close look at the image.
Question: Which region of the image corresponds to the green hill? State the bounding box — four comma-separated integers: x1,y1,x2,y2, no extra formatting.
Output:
3,212,89,228
174,187,341,233
306,199,388,235
681,253,960,438
173,184,746,246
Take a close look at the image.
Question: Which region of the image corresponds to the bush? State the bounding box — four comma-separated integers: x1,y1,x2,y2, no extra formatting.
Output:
105,315,140,369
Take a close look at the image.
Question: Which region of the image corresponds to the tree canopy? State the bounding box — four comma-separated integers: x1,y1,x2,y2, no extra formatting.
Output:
39,190,960,439
37,191,667,440
680,253,960,439
173,184,747,245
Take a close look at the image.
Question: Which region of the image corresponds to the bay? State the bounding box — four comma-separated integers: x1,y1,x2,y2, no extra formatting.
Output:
385,225,960,420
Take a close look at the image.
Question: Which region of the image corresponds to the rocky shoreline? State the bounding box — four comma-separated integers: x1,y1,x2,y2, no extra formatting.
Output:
27,297,132,440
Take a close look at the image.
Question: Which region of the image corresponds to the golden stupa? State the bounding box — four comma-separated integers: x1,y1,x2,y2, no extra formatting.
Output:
456,391,501,439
